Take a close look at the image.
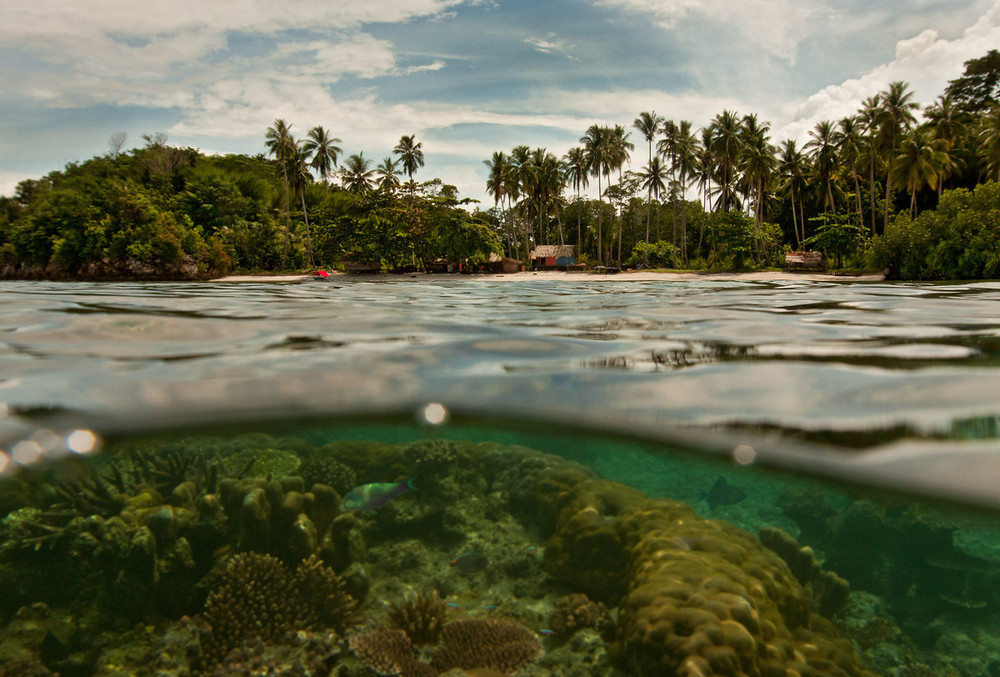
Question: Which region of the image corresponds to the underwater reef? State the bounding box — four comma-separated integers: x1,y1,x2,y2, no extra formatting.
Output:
0,433,997,675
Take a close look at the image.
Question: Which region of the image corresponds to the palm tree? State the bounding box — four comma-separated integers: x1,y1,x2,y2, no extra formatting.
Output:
393,135,425,192
924,95,968,195
779,139,808,247
877,81,919,232
484,151,515,256
835,115,866,224
301,126,342,190
563,146,589,249
673,122,699,265
979,104,1000,181
892,129,949,217
859,95,882,235
376,157,401,194
341,152,374,193
289,143,315,266
634,111,663,261
709,111,742,212
639,156,668,266
510,145,534,261
805,120,838,215
609,124,633,262
740,119,777,256
581,125,612,265
265,118,296,266
694,127,716,250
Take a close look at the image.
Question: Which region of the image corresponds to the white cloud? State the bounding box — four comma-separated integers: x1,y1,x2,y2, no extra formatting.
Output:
776,1,1000,142
524,34,574,56
0,0,468,104
596,0,815,62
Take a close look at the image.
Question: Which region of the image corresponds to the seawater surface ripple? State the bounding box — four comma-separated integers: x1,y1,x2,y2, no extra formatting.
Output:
2,278,1000,451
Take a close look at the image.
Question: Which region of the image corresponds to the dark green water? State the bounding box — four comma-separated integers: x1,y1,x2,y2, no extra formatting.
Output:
1,278,1000,675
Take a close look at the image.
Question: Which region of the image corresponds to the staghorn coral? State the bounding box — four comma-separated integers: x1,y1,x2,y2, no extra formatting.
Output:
546,593,615,641
388,590,450,646
431,618,542,675
197,552,357,673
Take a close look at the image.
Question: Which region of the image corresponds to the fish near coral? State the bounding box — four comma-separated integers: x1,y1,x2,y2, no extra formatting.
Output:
450,552,489,573
698,476,747,510
341,479,417,512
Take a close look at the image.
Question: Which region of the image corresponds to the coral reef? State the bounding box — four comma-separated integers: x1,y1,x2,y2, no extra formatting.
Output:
350,617,542,677
348,628,436,677
546,593,615,642
431,618,542,675
519,466,873,676
388,590,451,646
759,525,850,618
7,432,966,676
197,552,356,672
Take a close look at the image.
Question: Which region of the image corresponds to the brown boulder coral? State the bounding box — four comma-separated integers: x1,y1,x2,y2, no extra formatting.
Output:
534,474,875,677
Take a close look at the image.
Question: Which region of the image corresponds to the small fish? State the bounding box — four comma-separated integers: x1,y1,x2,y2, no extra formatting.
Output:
698,476,747,511
524,546,537,554
341,479,417,511
450,551,489,573
446,602,462,609
539,629,556,636
483,604,501,611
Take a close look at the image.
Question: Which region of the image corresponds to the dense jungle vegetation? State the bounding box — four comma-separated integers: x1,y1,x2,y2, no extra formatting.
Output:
2,50,1000,280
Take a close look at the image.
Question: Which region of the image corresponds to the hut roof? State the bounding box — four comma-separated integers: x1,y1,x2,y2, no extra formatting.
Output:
529,245,577,258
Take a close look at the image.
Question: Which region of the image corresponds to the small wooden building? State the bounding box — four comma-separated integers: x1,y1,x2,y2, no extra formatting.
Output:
529,245,578,270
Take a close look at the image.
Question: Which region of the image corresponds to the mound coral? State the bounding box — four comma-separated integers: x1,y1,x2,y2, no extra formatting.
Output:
525,469,874,677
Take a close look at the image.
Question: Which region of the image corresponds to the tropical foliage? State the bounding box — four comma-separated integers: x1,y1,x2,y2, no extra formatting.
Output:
482,50,1000,276
1,128,500,278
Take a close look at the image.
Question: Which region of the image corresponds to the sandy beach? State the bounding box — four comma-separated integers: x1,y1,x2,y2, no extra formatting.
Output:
211,270,886,283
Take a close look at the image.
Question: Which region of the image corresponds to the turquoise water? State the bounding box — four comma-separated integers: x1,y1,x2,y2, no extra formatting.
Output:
1,278,1000,675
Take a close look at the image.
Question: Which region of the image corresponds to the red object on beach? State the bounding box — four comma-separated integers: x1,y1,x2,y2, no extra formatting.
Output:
313,270,330,277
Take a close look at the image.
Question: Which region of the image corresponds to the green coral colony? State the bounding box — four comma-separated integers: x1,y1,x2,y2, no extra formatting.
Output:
0,432,997,675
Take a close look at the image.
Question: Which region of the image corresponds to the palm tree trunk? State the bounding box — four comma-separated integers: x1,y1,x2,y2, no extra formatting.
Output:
281,169,291,267
596,174,603,265
556,201,565,246
883,170,893,234
869,156,877,236
644,187,651,267
576,189,582,249
790,187,800,248
300,188,314,267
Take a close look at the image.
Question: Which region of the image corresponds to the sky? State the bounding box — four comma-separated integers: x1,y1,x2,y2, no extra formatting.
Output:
3,0,1000,205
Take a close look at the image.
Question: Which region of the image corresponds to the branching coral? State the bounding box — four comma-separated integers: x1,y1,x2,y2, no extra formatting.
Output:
197,552,357,673
350,618,542,677
431,618,542,675
348,628,436,677
387,590,449,646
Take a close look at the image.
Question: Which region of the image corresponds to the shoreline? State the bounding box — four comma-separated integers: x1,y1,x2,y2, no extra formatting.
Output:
211,270,887,283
